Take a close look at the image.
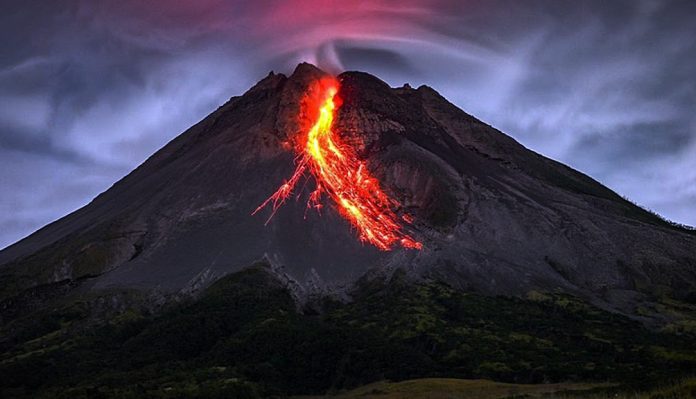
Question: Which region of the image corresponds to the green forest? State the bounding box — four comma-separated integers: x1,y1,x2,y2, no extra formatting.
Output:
1,263,695,398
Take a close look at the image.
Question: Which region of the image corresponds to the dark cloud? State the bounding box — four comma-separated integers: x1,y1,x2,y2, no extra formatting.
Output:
1,0,695,248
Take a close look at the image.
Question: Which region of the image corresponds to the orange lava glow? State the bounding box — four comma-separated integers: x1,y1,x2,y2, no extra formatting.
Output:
254,77,421,251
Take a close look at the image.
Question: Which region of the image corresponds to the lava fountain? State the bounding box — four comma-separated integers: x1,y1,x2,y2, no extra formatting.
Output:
253,77,421,251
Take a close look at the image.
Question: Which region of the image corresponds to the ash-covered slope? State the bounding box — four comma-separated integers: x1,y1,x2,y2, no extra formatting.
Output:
1,63,694,319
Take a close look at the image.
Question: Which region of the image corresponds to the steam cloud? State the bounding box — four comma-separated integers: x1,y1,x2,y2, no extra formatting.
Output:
1,0,695,248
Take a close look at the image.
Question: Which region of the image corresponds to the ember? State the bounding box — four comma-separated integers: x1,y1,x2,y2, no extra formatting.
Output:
254,77,421,251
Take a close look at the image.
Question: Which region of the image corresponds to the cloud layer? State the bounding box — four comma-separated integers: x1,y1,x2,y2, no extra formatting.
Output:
1,0,694,248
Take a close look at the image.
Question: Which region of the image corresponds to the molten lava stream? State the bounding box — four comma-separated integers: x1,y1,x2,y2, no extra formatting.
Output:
254,77,421,251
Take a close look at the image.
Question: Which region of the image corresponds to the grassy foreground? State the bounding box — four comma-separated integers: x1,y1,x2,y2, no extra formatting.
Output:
295,378,607,399
296,377,696,399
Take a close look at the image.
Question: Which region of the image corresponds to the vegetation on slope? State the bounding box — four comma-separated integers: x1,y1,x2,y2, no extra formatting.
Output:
1,264,695,398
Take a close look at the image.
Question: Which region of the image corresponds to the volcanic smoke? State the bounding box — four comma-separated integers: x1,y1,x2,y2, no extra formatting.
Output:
254,77,421,251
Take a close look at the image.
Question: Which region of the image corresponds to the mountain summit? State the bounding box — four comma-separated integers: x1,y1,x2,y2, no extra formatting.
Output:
1,63,695,322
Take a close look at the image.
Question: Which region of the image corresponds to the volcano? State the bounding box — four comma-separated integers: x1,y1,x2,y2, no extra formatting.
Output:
1,63,695,322
4,63,696,398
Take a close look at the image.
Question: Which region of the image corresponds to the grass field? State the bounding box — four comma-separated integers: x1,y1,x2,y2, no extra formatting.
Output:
296,377,696,399
295,378,607,399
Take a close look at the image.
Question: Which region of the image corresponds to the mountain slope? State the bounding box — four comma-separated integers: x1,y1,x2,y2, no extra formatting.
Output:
2,264,695,397
0,63,695,322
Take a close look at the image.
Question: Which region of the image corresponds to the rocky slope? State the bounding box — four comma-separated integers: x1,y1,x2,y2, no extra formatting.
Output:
1,63,695,324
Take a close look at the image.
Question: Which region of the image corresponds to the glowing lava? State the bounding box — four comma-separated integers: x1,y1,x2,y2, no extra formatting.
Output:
253,77,421,251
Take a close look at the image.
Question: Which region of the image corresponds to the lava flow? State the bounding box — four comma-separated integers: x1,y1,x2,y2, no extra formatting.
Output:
253,77,422,251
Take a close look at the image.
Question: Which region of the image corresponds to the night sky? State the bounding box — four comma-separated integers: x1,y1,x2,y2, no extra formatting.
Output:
1,0,695,249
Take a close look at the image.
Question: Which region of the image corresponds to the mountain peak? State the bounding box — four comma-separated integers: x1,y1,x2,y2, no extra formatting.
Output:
292,61,325,77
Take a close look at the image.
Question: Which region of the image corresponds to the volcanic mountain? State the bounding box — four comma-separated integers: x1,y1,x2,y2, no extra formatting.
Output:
1,63,695,323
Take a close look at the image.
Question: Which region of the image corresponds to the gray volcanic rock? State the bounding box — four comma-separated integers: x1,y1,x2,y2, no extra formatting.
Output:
1,63,695,322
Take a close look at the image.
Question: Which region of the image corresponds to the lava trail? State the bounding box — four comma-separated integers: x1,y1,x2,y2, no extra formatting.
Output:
254,77,421,251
